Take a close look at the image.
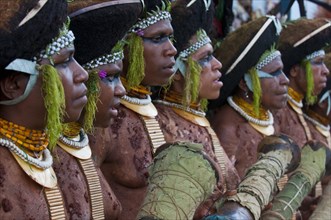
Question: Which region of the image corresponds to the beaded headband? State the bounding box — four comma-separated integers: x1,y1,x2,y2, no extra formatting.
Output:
83,51,124,70
244,49,281,92
179,30,211,59
306,50,325,61
256,50,281,70
38,26,75,60
174,29,211,75
129,1,171,33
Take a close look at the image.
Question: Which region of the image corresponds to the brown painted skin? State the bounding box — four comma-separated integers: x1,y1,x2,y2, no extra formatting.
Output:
0,147,121,220
211,103,267,179
88,17,177,220
53,147,121,219
274,104,309,149
90,106,154,220
0,147,50,219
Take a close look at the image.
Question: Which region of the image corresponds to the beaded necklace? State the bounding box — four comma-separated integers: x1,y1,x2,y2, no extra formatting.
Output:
58,122,89,149
227,96,273,126
120,77,152,105
121,76,151,96
0,118,48,152
287,87,303,108
154,90,205,117
0,118,52,169
0,138,53,169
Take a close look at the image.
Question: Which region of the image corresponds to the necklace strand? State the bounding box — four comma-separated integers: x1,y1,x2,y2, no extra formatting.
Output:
0,138,52,169
227,96,274,126
287,87,303,108
287,95,303,108
59,128,89,149
154,99,206,117
0,118,48,152
303,113,330,131
121,94,152,105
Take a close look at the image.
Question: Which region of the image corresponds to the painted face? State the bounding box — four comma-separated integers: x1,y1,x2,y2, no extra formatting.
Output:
260,56,289,110
94,60,125,128
291,54,330,96
310,55,330,95
41,46,89,122
190,43,223,100
140,19,177,86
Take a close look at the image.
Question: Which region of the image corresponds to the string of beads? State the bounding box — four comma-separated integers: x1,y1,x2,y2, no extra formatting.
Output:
59,122,89,149
227,96,273,126
287,87,303,108
0,118,48,152
154,90,205,117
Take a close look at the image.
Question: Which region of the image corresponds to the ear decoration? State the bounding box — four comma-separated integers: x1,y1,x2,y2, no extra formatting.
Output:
248,67,262,116
200,98,208,111
302,59,317,105
183,56,201,106
126,34,145,89
83,70,100,133
40,64,65,150
303,49,325,105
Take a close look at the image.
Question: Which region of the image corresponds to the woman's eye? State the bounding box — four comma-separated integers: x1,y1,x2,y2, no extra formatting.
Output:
310,60,324,65
55,56,73,68
103,73,120,83
270,69,283,77
197,54,213,67
106,76,114,82
143,34,173,44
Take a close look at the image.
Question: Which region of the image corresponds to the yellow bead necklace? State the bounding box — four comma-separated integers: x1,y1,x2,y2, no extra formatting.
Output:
0,118,48,152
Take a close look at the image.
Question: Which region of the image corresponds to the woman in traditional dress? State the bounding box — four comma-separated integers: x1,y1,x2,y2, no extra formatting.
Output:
88,1,177,219
152,0,240,216
301,52,331,198
275,18,331,149
274,17,331,220
0,0,89,218
52,1,142,219
208,16,289,179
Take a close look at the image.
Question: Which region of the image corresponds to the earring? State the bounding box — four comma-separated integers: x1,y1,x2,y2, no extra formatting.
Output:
244,91,249,99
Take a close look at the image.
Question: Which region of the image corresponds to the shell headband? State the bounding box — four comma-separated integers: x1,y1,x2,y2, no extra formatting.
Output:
129,1,171,34
174,29,211,75
83,51,124,70
306,50,325,61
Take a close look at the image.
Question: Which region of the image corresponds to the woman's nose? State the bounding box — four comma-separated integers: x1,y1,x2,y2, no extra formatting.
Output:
115,80,126,98
73,58,88,83
164,39,177,57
